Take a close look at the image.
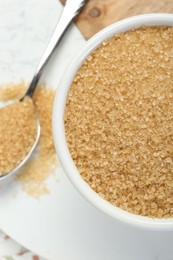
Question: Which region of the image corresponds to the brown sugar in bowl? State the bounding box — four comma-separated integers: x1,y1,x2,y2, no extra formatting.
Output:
53,14,173,230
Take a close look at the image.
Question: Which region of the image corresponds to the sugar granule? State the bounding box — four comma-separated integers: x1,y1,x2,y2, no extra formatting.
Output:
65,26,173,218
0,83,59,197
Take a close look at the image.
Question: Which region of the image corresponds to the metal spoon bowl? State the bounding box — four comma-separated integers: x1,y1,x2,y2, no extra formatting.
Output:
0,0,87,181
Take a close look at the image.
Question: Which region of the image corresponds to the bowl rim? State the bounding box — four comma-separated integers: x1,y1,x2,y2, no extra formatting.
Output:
52,13,173,231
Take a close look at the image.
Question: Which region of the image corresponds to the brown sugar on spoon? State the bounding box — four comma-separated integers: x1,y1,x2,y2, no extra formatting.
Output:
0,97,37,175
64,26,173,218
0,83,59,197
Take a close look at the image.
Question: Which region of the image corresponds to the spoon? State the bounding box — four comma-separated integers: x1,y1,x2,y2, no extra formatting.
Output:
0,0,87,181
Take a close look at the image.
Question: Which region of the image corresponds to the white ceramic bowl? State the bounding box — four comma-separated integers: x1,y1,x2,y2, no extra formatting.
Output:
53,13,173,231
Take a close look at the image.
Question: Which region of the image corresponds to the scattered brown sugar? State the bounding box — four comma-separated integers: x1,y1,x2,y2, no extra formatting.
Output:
0,97,37,175
0,82,59,197
64,26,173,218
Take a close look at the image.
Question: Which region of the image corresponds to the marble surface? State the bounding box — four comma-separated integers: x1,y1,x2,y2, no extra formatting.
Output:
0,0,86,85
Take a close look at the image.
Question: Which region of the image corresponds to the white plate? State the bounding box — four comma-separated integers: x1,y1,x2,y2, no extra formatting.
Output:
0,1,173,259
0,168,173,260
